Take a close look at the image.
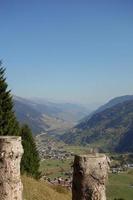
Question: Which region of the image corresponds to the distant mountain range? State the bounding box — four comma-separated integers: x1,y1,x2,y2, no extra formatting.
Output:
60,95,133,152
13,96,90,135
13,95,133,152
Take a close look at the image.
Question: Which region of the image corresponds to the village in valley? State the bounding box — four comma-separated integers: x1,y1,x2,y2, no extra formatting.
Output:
36,133,74,160
36,133,74,188
36,133,133,190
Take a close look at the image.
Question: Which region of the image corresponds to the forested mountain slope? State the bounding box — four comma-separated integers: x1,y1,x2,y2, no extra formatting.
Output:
60,100,133,152
80,95,133,123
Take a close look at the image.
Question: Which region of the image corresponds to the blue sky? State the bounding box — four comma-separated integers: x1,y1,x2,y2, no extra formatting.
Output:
0,0,133,105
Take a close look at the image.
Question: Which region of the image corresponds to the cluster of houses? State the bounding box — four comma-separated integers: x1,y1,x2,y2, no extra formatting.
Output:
36,134,133,190
111,163,133,173
36,134,74,189
36,136,74,160
41,176,72,190
36,133,74,160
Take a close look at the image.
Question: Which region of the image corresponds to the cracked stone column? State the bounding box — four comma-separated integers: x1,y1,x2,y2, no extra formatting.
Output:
0,136,23,200
72,154,110,200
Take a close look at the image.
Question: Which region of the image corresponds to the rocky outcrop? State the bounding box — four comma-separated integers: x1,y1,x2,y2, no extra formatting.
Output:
0,136,23,200
72,154,110,200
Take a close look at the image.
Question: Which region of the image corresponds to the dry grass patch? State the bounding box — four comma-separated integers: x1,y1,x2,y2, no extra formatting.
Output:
22,175,71,200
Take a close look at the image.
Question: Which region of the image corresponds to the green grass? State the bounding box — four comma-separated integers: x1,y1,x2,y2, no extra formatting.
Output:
107,171,133,200
64,145,90,154
39,150,133,199
39,145,91,178
23,170,133,200
40,159,73,178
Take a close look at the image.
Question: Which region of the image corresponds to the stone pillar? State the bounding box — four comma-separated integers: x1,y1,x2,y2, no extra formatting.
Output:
72,154,110,200
0,136,23,200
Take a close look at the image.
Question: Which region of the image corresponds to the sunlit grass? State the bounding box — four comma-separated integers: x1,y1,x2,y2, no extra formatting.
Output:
107,171,133,200
22,175,71,200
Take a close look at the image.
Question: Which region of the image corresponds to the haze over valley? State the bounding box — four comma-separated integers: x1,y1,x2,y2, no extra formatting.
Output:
13,94,133,154
13,95,91,135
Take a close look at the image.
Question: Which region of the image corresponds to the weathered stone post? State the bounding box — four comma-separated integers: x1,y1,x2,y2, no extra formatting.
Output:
72,154,110,200
0,136,23,200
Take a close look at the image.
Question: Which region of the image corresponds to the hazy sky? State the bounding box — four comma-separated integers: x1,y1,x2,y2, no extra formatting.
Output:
0,0,133,105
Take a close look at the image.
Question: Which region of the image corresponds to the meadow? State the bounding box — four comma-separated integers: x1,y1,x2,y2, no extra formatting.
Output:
107,170,133,200
35,148,133,200
40,159,73,178
22,170,133,200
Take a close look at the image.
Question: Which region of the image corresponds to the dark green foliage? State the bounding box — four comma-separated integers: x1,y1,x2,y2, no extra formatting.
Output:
114,198,125,200
0,61,19,135
116,126,133,152
20,124,40,179
0,62,40,178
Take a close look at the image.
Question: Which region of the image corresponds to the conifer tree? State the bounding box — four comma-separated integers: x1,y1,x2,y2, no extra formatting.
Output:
20,124,40,179
0,61,19,135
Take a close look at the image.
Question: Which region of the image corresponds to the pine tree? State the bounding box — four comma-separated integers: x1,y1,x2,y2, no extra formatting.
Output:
0,61,40,178
20,124,40,179
0,61,19,135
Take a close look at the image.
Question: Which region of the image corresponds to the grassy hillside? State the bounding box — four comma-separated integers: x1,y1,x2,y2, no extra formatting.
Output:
22,176,71,200
22,170,133,200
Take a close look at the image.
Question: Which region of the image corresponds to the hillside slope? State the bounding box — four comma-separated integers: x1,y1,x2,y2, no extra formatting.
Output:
14,98,47,134
60,100,133,152
22,172,133,200
95,95,133,114
81,95,133,123
22,176,71,200
116,125,133,152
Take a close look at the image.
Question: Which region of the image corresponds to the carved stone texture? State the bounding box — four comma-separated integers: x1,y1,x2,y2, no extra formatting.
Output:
0,136,23,200
72,154,110,200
